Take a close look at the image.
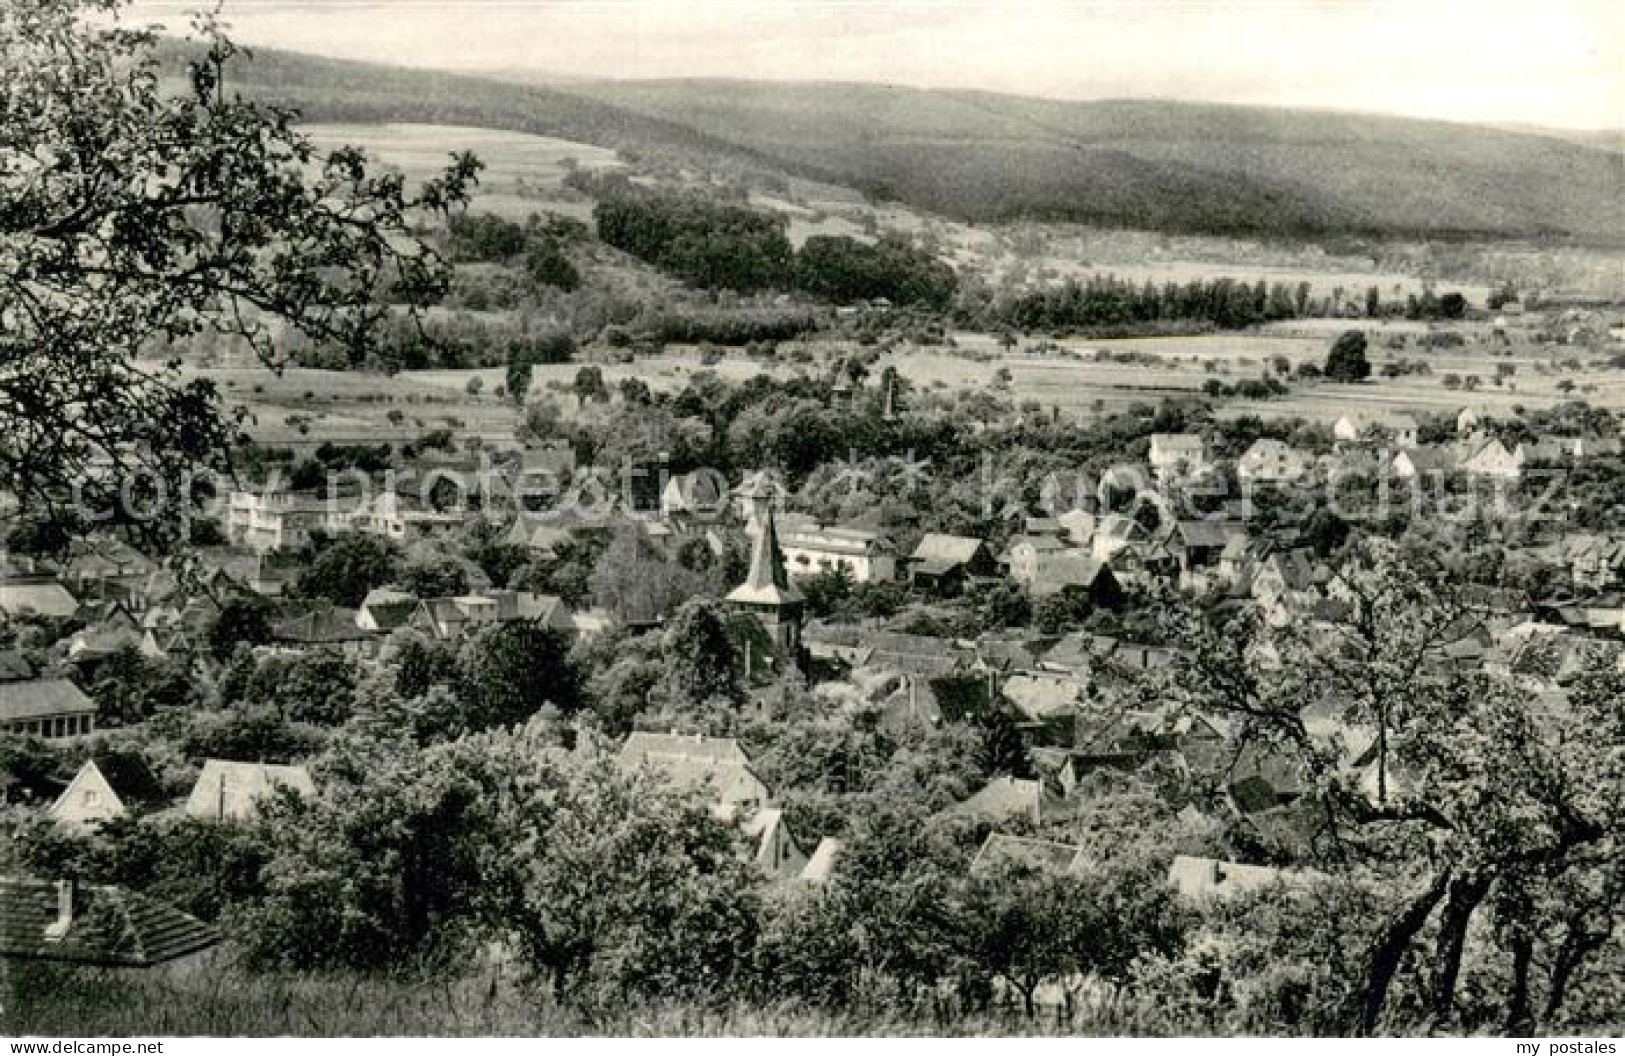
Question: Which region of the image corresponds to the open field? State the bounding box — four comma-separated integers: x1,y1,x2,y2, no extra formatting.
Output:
303,122,622,223
402,323,1625,433
176,364,524,449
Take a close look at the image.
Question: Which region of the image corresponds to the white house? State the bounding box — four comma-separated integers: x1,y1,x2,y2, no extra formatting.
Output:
185,760,316,822
1236,439,1308,484
778,525,896,583
225,488,332,552
1459,437,1523,480
1148,434,1207,479
1334,413,1419,449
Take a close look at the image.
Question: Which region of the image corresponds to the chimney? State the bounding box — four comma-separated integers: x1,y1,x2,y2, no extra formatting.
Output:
43,878,75,943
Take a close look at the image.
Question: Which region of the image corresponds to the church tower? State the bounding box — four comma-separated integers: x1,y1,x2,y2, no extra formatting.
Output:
726,478,804,664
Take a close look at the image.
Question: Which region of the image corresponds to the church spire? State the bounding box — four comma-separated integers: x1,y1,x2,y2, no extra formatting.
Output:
727,490,802,607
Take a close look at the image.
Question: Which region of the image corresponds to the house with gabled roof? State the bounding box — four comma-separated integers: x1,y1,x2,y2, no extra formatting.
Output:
355,587,420,633
0,877,218,968
909,533,996,595
49,755,167,830
410,590,575,641
743,807,808,879
1459,435,1523,480
779,524,896,584
947,775,1066,826
799,837,845,884
1389,446,1455,480
185,760,316,822
617,732,770,814
660,470,729,524
270,605,374,657
1333,412,1418,449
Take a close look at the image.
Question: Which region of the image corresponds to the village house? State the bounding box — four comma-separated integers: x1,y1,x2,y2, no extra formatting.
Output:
1459,435,1523,480
1029,550,1125,605
1456,405,1496,437
908,533,996,595
971,832,1086,875
742,806,808,879
0,877,219,968
225,488,333,552
1003,533,1069,588
270,605,377,657
799,837,845,884
617,732,772,814
185,760,316,823
1235,439,1308,484
410,590,576,641
1169,520,1240,577
778,523,896,583
49,755,166,830
948,775,1067,826
1388,446,1455,481
0,679,96,740
337,489,463,544
1104,538,1179,589
1333,412,1419,449
1167,856,1309,904
660,470,730,525
355,587,421,633
1147,433,1208,479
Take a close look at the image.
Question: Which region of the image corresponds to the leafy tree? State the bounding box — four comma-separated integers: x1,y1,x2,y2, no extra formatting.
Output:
397,552,469,598
587,526,711,625
499,741,763,1004
456,620,583,732
1158,540,1624,1034
88,648,198,725
0,2,474,547
445,211,527,261
572,365,609,404
297,534,401,607
205,596,275,663
245,649,358,726
659,598,742,716
232,727,509,971
525,237,581,292
1325,331,1371,382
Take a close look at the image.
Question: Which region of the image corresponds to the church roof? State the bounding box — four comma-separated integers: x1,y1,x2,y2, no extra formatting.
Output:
726,505,803,608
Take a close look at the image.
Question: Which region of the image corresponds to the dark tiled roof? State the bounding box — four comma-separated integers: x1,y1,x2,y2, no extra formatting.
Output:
0,879,218,966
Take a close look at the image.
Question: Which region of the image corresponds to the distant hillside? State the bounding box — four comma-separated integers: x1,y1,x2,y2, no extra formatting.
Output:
177,43,1625,243
565,80,1625,242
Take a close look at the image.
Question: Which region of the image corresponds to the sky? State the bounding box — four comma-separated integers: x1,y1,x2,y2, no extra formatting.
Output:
122,1,1625,129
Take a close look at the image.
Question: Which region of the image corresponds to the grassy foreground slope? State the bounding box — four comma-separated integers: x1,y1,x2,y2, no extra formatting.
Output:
163,42,1625,243
4,962,1169,1037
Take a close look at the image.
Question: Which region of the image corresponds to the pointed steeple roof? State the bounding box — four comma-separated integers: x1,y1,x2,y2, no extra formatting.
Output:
727,503,803,608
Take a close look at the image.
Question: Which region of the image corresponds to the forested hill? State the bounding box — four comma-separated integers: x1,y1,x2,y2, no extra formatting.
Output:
168,42,1625,243
561,80,1625,242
